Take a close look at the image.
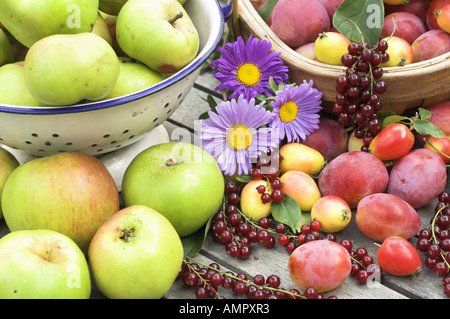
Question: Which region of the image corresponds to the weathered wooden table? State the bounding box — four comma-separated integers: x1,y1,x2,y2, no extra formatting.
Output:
162,71,450,300
0,69,448,301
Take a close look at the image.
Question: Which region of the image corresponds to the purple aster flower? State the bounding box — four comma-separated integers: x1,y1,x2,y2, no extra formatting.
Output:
269,80,323,143
199,95,279,177
210,35,289,101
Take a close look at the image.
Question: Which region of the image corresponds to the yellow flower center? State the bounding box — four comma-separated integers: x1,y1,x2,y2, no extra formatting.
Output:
226,125,253,151
279,101,298,123
236,63,261,87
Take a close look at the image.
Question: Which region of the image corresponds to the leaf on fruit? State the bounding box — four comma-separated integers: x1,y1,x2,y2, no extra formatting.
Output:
257,0,278,22
418,107,432,120
235,174,253,183
381,114,411,128
271,194,303,232
413,119,446,138
333,0,384,47
181,218,212,257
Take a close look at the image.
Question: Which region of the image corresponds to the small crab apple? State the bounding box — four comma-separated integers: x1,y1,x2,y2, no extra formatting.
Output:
368,123,415,161
376,236,422,276
424,136,450,164
240,179,272,220
310,195,351,233
437,4,450,33
427,0,449,30
379,36,414,67
314,32,351,65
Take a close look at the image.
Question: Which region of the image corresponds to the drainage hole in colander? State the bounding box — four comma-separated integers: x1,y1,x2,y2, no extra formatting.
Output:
167,109,172,114
123,129,129,134
25,141,31,144
91,143,98,147
164,102,169,108
103,134,110,138
128,135,135,139
110,140,116,144
66,142,73,146
177,93,183,99
152,117,158,123
31,133,38,137
45,141,51,146
52,134,59,138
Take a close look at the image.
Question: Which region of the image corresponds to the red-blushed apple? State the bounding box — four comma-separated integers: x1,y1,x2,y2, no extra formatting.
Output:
0,229,91,299
427,0,449,30
316,0,344,21
424,136,450,164
314,31,351,65
295,42,317,60
279,170,322,211
310,195,351,233
0,147,19,220
300,117,349,161
88,205,184,299
240,179,272,221
381,12,426,45
1,152,120,253
379,36,414,67
437,3,450,33
279,143,325,176
426,101,450,136
121,142,224,237
270,0,330,49
384,0,429,23
116,0,199,74
288,240,352,292
412,30,450,62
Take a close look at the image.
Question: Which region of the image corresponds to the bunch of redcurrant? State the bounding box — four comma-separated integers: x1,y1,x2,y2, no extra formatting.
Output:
334,39,389,151
415,191,450,296
177,257,337,299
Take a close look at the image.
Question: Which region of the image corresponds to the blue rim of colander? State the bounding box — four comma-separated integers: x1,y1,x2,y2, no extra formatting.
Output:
0,0,230,115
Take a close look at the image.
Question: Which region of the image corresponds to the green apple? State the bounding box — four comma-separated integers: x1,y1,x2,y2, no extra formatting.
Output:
92,13,113,46
0,147,19,220
99,0,128,15
116,0,199,74
24,32,120,105
0,63,47,106
0,229,91,299
0,28,13,67
0,0,99,48
122,142,224,237
88,205,184,299
104,57,165,100
1,152,120,253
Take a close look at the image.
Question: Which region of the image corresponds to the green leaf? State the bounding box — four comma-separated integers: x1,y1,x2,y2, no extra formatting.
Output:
418,107,432,120
271,194,302,232
413,119,447,138
235,175,253,183
381,114,411,128
257,0,278,22
268,76,278,93
181,218,211,257
333,0,384,47
198,111,209,120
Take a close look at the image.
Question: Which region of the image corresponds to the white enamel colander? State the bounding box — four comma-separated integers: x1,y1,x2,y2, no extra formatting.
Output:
0,0,232,157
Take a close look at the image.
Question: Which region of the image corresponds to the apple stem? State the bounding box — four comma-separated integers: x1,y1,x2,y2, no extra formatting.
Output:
373,243,381,247
169,11,184,25
166,158,183,167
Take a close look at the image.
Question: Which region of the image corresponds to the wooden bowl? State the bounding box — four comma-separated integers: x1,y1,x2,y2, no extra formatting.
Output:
228,0,450,115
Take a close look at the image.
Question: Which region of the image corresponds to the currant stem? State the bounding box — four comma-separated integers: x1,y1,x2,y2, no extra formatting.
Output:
183,256,305,299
